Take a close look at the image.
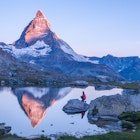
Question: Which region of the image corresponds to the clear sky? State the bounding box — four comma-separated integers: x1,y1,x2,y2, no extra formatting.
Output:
0,0,140,57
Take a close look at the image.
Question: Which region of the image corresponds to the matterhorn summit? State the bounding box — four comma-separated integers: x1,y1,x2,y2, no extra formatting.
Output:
14,10,56,48
25,10,51,43
12,10,92,62
0,10,124,83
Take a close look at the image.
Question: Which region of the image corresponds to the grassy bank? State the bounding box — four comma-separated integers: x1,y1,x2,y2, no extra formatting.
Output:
59,128,140,140
89,81,140,90
1,126,140,140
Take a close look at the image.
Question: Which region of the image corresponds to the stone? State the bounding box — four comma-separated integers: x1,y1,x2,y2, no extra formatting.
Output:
0,123,11,136
63,99,89,114
0,80,5,86
88,92,140,122
88,94,128,120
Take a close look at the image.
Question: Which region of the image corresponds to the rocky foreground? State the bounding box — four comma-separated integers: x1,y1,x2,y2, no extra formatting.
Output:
62,90,140,123
62,89,140,132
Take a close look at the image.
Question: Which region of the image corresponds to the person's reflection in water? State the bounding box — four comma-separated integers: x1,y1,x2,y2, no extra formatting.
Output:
81,111,86,119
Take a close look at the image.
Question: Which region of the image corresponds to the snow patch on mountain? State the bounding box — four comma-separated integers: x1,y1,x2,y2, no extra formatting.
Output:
60,44,98,64
0,40,99,64
60,44,86,61
90,60,99,64
0,41,51,57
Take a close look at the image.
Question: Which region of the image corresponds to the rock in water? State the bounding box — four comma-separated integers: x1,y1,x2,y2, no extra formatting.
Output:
0,123,11,136
63,99,89,114
88,92,140,121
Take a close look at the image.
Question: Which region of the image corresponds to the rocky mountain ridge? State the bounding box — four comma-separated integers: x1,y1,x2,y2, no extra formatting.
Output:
89,54,140,81
0,47,72,86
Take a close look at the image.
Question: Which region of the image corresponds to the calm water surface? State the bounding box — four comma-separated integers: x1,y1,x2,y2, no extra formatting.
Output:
0,86,122,138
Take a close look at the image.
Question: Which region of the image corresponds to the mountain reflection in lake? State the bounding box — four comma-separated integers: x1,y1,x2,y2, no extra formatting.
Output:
0,86,122,138
14,87,71,127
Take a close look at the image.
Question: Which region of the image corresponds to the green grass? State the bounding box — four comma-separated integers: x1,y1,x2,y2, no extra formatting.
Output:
121,121,134,129
92,106,98,116
59,132,140,140
1,125,140,140
119,112,140,121
58,123,140,140
58,136,77,140
31,135,50,140
87,80,140,90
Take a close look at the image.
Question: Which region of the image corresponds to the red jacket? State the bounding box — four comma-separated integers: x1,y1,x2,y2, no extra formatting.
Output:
82,93,86,100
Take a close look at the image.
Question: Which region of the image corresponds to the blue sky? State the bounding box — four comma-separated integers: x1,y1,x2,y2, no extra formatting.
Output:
0,0,140,57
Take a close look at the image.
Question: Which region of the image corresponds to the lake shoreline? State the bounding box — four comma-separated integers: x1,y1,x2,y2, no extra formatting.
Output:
0,126,140,140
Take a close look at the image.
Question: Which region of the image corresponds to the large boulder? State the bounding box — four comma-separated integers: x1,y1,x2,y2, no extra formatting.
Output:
88,92,140,121
63,99,89,114
88,94,128,117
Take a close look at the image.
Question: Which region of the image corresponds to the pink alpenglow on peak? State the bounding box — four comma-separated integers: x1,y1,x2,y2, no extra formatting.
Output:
25,10,51,43
36,10,46,18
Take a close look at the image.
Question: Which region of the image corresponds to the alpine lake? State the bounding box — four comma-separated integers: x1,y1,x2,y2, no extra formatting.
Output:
0,84,136,139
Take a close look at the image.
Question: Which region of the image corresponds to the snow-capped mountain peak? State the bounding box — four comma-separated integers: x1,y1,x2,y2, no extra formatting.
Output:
13,10,52,48
0,10,124,82
0,10,100,64
25,10,50,43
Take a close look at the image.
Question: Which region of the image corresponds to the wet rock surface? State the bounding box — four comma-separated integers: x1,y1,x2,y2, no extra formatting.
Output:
63,99,89,114
0,123,11,136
